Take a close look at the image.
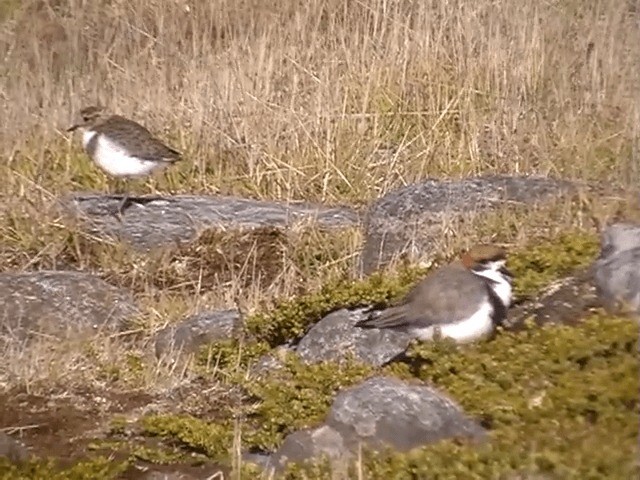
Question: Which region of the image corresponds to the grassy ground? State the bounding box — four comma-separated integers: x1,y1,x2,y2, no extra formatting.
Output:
0,0,638,478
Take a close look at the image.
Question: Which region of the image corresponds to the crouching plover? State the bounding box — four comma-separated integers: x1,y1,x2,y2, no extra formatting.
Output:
356,245,514,343
67,106,182,217
592,223,640,319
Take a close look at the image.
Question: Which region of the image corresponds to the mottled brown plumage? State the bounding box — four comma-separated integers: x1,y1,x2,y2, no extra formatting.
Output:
67,105,182,218
67,106,181,163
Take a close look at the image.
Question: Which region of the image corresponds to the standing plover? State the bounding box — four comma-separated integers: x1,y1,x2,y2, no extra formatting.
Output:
67,106,181,216
355,245,514,343
592,223,640,319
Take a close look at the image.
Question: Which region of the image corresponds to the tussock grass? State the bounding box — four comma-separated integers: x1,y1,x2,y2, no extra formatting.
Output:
0,0,638,476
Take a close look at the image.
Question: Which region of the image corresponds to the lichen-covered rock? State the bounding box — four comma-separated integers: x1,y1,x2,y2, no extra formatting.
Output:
0,271,137,342
326,376,485,452
361,176,574,274
592,223,640,319
155,309,243,359
506,270,599,330
61,194,360,250
295,308,411,367
267,376,484,472
270,425,348,473
250,346,291,377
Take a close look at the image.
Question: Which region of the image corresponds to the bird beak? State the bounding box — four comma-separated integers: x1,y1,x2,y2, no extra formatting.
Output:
500,266,514,281
67,124,80,132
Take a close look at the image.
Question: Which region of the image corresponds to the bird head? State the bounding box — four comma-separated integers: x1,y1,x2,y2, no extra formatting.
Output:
67,105,106,132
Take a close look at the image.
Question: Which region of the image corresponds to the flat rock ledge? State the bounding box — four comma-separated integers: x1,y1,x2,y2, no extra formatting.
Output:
0,271,138,344
267,376,485,472
361,175,575,274
59,194,361,250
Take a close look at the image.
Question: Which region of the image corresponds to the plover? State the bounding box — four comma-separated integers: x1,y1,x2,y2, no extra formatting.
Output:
355,245,514,343
592,223,640,319
67,105,182,216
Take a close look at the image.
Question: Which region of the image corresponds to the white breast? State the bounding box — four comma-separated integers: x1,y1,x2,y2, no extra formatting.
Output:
410,300,495,344
82,130,165,178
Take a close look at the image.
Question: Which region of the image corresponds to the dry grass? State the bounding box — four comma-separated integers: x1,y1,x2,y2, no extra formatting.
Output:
0,0,636,371
0,0,638,472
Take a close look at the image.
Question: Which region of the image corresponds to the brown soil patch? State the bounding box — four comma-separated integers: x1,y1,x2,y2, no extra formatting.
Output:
0,383,233,478
0,388,153,460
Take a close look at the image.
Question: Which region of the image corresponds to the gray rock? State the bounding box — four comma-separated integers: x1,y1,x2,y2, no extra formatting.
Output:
596,223,640,254
154,309,243,359
271,425,348,473
506,270,599,330
241,452,275,472
0,432,30,463
361,176,574,274
61,194,360,250
250,346,291,377
295,308,412,367
326,376,485,452
592,223,640,318
0,271,137,342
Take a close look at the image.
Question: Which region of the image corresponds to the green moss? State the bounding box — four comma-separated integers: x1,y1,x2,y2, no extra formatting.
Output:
149,230,612,476
87,438,190,465
242,230,599,349
0,0,21,23
509,231,599,298
244,265,428,346
140,414,232,460
241,354,373,450
145,353,371,456
289,315,638,479
107,415,128,435
196,339,272,375
128,444,189,464
0,457,129,480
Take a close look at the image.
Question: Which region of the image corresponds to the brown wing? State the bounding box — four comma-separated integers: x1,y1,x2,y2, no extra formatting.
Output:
357,265,491,330
96,116,181,162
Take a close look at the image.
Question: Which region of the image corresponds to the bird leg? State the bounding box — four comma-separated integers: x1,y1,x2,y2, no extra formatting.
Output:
116,192,133,216
108,179,133,220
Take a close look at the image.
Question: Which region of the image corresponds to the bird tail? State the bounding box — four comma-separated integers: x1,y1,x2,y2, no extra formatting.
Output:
355,306,410,329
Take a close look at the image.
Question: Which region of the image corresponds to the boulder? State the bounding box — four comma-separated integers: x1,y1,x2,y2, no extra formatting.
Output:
325,376,485,452
154,309,243,359
271,376,485,471
270,425,348,473
506,270,599,330
361,176,574,274
295,308,411,367
591,223,640,319
0,271,137,342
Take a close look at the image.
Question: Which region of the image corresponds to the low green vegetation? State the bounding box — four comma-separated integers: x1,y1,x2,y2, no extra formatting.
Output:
241,354,373,451
244,265,428,346
0,457,129,480
0,227,625,479
287,315,638,479
509,231,600,298
243,229,599,348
